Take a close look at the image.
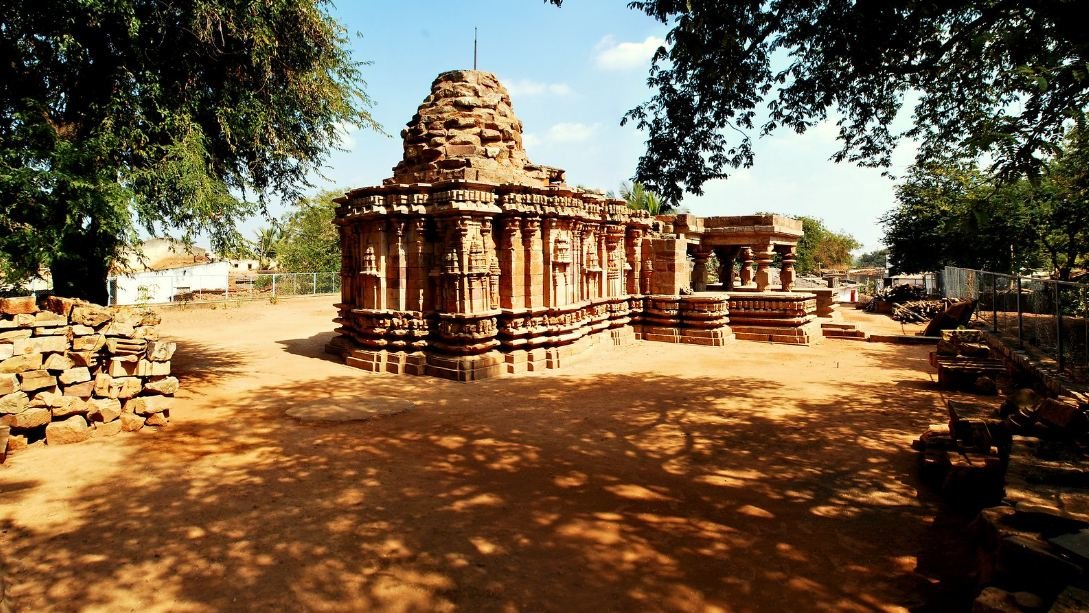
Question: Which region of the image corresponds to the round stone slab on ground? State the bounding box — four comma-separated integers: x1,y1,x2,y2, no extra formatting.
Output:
286,398,413,423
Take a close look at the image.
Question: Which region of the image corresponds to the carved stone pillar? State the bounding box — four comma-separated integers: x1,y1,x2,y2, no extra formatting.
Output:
739,246,755,288
480,218,500,310
713,246,737,290
753,243,775,291
626,228,643,295
522,217,543,309
691,248,710,292
778,244,797,291
499,217,522,309
391,220,406,311
412,219,427,311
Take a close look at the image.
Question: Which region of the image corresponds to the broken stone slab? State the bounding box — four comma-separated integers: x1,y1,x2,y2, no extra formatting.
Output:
61,380,94,398
0,374,16,396
125,396,173,415
66,351,97,368
39,295,79,318
0,329,32,341
32,311,67,327
12,335,67,355
3,407,51,429
42,353,74,372
70,305,112,328
145,340,176,362
135,359,170,377
144,412,169,427
113,377,143,399
120,412,144,432
107,358,138,377
100,320,135,337
1036,398,1088,434
0,297,36,315
71,334,106,352
104,338,147,355
0,391,28,414
93,419,122,437
48,395,87,418
0,344,12,360
18,370,56,392
58,367,91,385
132,326,159,340
69,324,95,336
87,398,122,423
143,376,178,395
45,415,91,445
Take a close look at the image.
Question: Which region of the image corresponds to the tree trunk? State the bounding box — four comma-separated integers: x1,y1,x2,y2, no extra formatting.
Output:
50,223,114,305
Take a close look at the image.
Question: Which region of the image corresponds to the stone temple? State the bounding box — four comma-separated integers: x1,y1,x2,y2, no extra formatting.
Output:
327,70,834,380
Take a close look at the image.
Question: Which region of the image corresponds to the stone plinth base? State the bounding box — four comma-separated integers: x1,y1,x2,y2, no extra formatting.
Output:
728,291,820,345
638,294,735,346
504,326,635,375
638,326,735,346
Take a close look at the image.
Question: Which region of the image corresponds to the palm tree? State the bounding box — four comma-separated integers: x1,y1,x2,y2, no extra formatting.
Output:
252,224,282,270
619,181,669,215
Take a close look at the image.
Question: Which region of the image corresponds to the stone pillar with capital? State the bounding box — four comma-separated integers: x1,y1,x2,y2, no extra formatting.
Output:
753,243,775,291
739,247,755,287
691,248,710,292
522,217,543,309
499,217,522,309
778,244,797,291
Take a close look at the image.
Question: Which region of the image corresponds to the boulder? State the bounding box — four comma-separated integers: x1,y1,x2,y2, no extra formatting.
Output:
49,395,87,418
125,396,173,415
0,391,29,414
3,407,51,429
145,412,169,427
45,415,91,445
0,353,41,374
87,398,122,423
145,340,176,362
18,370,56,392
94,419,122,437
120,413,144,432
144,376,179,395
0,296,37,315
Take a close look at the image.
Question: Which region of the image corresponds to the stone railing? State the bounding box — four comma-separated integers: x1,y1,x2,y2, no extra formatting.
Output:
0,296,176,458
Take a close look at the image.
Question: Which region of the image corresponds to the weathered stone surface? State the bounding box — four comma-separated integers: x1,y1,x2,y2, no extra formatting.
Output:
0,329,32,340
135,359,170,377
0,296,37,315
39,295,79,318
1036,398,1087,432
0,343,12,360
0,391,29,414
12,335,67,355
3,407,51,429
7,434,28,451
0,353,41,374
120,412,144,432
93,373,113,398
69,325,95,336
138,310,162,326
18,370,56,392
33,311,67,327
144,412,169,427
71,334,106,352
62,380,94,398
58,367,91,385
87,398,122,423
114,377,142,399
49,395,87,418
101,320,136,337
144,376,179,395
105,337,147,355
107,358,138,377
43,353,74,372
132,325,160,340
94,418,123,437
70,305,112,328
45,415,91,445
146,340,176,362
126,396,173,415
66,351,97,368
34,325,69,336
0,373,16,396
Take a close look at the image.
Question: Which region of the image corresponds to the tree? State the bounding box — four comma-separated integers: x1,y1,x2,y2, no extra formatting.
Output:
619,181,670,215
252,226,283,271
547,1,1089,204
1033,119,1089,280
855,249,889,269
792,216,859,274
0,1,378,302
275,190,342,273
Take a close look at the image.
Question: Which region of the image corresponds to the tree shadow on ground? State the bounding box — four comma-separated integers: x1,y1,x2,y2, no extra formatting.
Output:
276,331,341,364
169,340,248,387
0,364,967,612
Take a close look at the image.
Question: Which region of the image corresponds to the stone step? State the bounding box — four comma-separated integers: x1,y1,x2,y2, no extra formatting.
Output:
821,328,868,340
820,322,857,330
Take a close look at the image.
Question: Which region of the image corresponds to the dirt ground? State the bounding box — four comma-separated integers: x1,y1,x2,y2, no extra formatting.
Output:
0,297,967,612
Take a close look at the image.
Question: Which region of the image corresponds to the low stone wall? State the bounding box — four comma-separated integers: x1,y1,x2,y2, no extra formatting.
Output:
0,296,176,457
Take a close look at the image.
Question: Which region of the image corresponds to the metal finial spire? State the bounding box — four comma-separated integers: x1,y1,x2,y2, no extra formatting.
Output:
473,27,478,70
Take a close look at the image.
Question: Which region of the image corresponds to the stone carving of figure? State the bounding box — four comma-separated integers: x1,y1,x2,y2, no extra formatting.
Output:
553,231,571,264
362,244,378,275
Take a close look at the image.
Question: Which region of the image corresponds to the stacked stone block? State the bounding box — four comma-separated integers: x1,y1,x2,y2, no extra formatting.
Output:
0,296,177,455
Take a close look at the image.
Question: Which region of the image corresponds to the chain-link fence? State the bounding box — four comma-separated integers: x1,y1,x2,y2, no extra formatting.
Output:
107,271,340,306
943,266,1089,381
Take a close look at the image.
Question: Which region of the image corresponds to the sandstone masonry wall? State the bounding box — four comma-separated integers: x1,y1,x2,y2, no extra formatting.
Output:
0,296,176,457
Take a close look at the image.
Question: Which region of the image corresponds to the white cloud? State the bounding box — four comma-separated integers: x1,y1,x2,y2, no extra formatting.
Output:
547,122,600,143
503,78,574,97
522,132,542,148
594,35,664,71
335,121,358,150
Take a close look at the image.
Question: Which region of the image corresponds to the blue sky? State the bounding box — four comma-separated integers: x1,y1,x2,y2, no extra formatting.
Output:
264,1,920,255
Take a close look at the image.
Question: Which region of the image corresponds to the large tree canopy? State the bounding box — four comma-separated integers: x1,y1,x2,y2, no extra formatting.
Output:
0,0,377,301
548,1,1089,204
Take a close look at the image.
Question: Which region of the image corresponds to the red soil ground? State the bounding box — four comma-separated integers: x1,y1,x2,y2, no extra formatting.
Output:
0,297,967,612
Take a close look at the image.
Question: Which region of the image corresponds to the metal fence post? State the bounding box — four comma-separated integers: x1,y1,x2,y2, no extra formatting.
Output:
1016,275,1023,349
272,274,277,298
991,272,998,332
313,272,318,294
1055,282,1064,373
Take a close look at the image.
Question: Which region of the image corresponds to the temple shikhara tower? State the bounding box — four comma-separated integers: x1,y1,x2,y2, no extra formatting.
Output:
327,70,829,380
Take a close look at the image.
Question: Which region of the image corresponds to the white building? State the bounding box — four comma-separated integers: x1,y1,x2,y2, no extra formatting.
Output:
109,261,231,305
